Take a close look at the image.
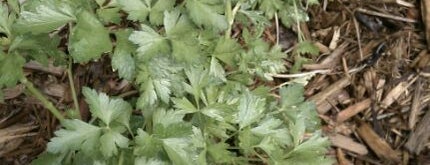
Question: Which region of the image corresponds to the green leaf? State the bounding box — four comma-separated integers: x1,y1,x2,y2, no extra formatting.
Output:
129,25,170,60
97,7,121,24
47,119,102,154
236,90,266,129
295,41,319,56
297,102,320,132
172,97,198,113
117,0,150,21
258,136,285,161
213,37,241,67
0,53,25,87
258,0,283,19
289,117,306,146
112,49,135,81
152,109,192,138
150,0,175,25
82,87,132,126
15,0,75,34
0,4,14,36
134,129,164,157
69,11,112,63
153,108,186,128
31,152,65,165
186,0,227,31
100,129,130,157
280,83,304,107
209,56,226,82
135,157,168,165
207,142,236,164
164,10,195,38
251,117,291,146
201,103,235,122
9,34,64,66
184,67,210,102
284,132,333,165
162,137,198,165
112,29,136,80
278,6,309,27
238,128,260,156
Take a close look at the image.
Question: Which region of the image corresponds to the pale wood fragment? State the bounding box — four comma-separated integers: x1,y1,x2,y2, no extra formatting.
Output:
336,148,354,165
357,122,401,162
405,108,430,154
381,82,408,109
329,134,368,155
23,61,65,76
336,99,371,123
303,43,348,70
421,0,430,50
308,77,351,114
409,78,422,129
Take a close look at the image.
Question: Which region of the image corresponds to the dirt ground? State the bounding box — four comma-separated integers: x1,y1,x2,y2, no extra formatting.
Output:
1,0,430,164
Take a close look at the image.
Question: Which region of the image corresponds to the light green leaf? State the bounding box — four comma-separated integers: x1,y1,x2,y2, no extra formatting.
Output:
164,10,195,38
31,152,65,165
213,37,241,67
100,130,129,157
134,129,163,157
290,118,306,146
186,0,227,31
0,4,14,36
117,0,150,21
135,157,168,165
297,102,320,132
112,49,135,81
16,0,75,34
201,103,235,122
97,7,121,24
284,132,333,165
47,119,102,154
258,0,283,19
238,128,260,156
162,137,198,165
258,136,285,161
280,83,305,107
150,0,175,25
82,87,132,126
207,142,236,163
209,57,226,82
172,97,198,113
112,29,136,80
69,11,112,63
129,25,170,60
236,90,266,129
295,41,319,56
171,38,200,63
153,109,186,128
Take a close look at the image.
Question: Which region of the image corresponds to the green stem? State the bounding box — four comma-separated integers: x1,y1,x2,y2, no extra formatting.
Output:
293,0,304,42
225,0,242,39
21,77,65,122
67,60,81,120
225,0,232,38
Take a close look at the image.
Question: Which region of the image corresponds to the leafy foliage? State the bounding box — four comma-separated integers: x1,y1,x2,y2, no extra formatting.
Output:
0,0,332,164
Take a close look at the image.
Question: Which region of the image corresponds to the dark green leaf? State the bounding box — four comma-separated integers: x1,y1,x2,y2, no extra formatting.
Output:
69,11,112,63
15,0,75,34
0,53,25,87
